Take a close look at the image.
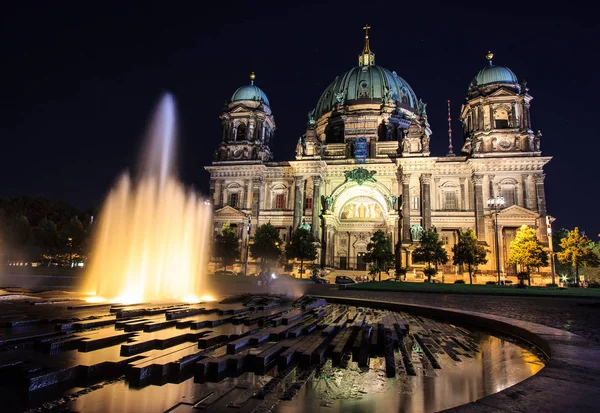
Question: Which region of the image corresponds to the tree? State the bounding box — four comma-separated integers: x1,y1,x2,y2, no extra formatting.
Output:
364,230,395,281
412,228,448,283
557,227,600,286
507,225,549,286
553,228,573,280
285,228,317,278
214,222,240,270
452,228,488,285
250,223,282,270
32,218,60,265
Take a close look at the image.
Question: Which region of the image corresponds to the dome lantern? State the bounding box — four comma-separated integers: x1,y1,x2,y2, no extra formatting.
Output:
358,24,375,67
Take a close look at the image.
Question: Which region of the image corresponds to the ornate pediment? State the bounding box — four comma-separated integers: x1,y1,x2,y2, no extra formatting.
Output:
498,205,539,218
488,88,518,98
214,205,248,219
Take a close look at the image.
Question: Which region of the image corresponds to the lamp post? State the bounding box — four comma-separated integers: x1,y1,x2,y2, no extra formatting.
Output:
546,215,556,286
487,196,505,285
244,215,252,276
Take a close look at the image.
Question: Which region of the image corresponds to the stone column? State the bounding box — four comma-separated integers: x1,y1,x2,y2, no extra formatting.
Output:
221,121,228,142
488,174,496,198
312,176,322,240
472,174,486,240
522,174,531,209
477,105,484,130
534,174,548,243
420,173,432,230
320,222,328,268
251,177,262,231
402,174,411,242
215,180,223,208
209,179,216,207
293,177,305,229
459,177,466,211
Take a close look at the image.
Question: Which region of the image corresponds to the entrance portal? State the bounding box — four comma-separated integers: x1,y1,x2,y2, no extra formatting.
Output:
357,252,367,271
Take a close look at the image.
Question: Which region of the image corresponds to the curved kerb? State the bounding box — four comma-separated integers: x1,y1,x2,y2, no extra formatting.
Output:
312,295,600,412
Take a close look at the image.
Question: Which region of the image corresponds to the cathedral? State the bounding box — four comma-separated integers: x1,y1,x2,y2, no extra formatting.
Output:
205,28,552,281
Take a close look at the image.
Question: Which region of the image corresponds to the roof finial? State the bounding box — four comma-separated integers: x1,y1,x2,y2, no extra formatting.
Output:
359,25,375,67
486,51,494,66
362,24,371,53
249,72,256,85
447,99,455,157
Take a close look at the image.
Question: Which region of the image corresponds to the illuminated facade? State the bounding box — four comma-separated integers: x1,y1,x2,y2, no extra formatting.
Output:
205,30,551,280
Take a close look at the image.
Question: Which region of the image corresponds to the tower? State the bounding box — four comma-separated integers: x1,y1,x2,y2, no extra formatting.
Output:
214,73,276,162
460,52,541,156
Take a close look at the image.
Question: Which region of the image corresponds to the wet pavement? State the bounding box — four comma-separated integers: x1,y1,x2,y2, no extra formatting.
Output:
304,284,600,343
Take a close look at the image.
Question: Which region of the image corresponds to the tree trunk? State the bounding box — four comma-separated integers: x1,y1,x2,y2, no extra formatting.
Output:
300,258,303,279
378,259,381,282
527,266,531,286
573,263,579,287
468,264,473,284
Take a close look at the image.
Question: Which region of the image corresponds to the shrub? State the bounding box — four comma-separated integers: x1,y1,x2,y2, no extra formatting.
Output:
546,283,558,288
485,281,497,285
587,282,600,288
396,267,407,276
454,279,465,284
423,268,437,277
504,280,513,284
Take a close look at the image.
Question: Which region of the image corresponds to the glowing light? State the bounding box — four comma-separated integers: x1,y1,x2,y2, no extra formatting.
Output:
199,295,216,302
85,296,107,303
81,94,212,304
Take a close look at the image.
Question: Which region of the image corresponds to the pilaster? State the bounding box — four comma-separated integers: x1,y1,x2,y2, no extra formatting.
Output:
472,174,486,241
420,173,432,230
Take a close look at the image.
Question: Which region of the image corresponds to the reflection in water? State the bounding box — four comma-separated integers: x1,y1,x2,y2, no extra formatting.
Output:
81,95,212,303
65,332,543,413
275,333,544,413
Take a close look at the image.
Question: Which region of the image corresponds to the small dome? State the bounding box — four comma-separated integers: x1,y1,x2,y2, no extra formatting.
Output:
315,65,418,119
469,53,518,90
231,73,270,106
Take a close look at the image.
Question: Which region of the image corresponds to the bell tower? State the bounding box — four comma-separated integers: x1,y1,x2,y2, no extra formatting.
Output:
460,52,541,157
214,73,276,162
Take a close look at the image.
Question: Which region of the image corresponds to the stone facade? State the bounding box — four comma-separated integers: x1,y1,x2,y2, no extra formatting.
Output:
205,40,551,279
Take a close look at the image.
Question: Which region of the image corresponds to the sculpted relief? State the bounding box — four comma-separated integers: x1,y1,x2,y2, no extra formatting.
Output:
341,197,384,220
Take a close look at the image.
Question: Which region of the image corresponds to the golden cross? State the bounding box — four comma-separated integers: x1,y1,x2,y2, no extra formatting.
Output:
363,24,371,37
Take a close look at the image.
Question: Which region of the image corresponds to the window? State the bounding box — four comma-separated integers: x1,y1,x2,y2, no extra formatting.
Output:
236,124,247,140
275,194,286,209
228,193,239,208
501,186,516,207
411,196,420,210
444,191,457,210
304,197,313,210
494,109,509,129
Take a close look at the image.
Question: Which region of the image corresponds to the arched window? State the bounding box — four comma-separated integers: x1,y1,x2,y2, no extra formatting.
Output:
494,109,509,129
499,179,518,207
236,123,247,140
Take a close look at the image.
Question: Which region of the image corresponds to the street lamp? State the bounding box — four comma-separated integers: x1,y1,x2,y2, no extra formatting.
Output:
546,215,556,286
244,215,252,276
487,196,505,285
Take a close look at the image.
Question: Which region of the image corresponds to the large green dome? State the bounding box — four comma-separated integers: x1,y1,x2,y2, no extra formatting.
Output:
315,65,419,118
231,73,270,106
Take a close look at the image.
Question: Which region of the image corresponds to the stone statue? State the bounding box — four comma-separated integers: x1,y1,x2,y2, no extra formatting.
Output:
299,219,311,231
410,224,424,242
422,136,430,152
474,139,482,152
344,167,377,185
462,138,473,154
334,92,345,106
295,137,304,157
386,195,399,210
243,146,249,159
383,87,392,102
307,109,316,126
534,135,541,151
322,194,335,211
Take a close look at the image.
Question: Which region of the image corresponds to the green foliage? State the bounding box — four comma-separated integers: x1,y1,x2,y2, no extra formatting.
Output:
552,228,572,278
412,229,449,282
285,228,317,278
250,223,282,270
454,279,465,284
364,230,395,281
214,222,240,270
557,227,600,285
486,281,497,285
508,225,549,286
452,228,488,285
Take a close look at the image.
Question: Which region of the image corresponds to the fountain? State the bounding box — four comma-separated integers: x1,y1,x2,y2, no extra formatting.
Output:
82,94,212,304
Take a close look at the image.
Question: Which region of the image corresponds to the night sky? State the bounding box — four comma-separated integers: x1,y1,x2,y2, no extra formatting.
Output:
1,1,597,237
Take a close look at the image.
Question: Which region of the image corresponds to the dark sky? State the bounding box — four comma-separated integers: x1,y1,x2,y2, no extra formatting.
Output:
1,1,597,237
